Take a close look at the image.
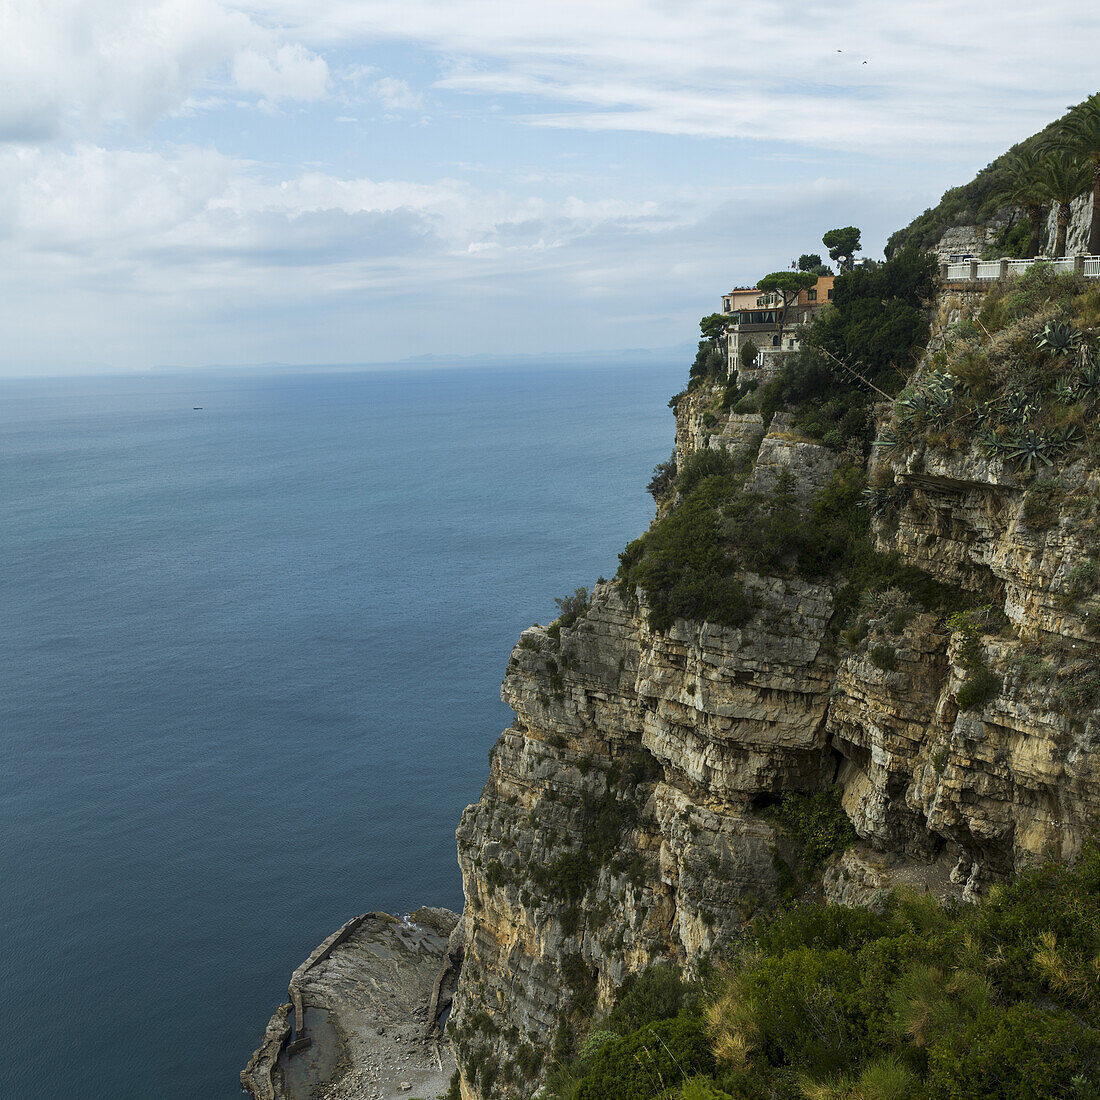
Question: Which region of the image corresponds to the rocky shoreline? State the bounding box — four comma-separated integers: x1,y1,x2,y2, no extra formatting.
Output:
242,907,463,1100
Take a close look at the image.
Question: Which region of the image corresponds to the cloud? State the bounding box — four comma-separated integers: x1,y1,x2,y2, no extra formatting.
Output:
231,43,329,103
256,0,1100,157
371,77,423,112
0,0,329,142
0,138,903,372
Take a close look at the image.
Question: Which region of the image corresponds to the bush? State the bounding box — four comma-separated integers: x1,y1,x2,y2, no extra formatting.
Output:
575,1016,714,1100
765,789,858,871
870,644,898,671
721,947,872,1077
677,447,741,496
554,587,590,629
647,454,677,499
925,1004,1100,1099
604,964,691,1035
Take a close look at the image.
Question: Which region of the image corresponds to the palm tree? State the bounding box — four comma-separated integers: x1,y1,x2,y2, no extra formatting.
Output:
987,148,1046,258
1060,93,1100,255
1034,155,1092,258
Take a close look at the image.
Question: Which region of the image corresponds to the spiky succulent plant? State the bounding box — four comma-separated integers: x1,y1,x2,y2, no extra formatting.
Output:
1079,362,1100,399
1007,429,1056,472
1053,377,1080,404
1035,320,1083,356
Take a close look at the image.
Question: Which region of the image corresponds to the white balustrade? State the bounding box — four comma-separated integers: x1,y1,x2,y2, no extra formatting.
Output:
943,255,1100,281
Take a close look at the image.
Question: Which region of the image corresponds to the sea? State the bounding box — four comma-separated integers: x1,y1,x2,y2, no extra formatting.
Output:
0,360,684,1099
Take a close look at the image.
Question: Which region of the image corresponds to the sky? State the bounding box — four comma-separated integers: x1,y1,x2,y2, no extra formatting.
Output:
3,1,1100,375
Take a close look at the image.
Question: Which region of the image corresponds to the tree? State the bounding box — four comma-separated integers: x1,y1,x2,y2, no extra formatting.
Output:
688,314,731,382
699,313,730,344
1060,92,1100,255
798,253,832,276
1034,154,1092,257
757,271,818,347
986,148,1047,258
822,227,862,271
739,339,759,370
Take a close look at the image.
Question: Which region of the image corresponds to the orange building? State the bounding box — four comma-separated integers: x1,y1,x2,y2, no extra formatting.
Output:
722,274,834,382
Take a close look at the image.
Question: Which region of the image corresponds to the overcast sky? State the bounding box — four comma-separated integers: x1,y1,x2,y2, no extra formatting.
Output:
3,1,1100,375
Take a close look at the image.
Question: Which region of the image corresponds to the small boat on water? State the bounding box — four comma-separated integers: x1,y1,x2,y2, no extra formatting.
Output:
193,406,203,410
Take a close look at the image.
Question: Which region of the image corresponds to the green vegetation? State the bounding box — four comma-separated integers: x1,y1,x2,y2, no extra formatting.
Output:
733,245,935,448
618,436,961,636
647,453,677,500
821,227,862,271
888,93,1100,261
544,848,1100,1100
690,314,732,385
765,789,858,873
1060,92,1100,255
798,253,832,276
880,266,1100,474
758,271,818,344
985,148,1047,259
949,609,1003,712
1035,155,1093,258
885,114,1066,257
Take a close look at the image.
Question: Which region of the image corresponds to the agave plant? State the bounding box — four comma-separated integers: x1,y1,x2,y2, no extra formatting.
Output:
872,425,901,451
1046,425,1083,454
1053,377,1080,404
1007,429,1056,472
1079,362,1100,400
894,388,934,425
972,399,999,426
976,427,1013,460
1035,320,1083,356
860,485,897,516
998,390,1041,425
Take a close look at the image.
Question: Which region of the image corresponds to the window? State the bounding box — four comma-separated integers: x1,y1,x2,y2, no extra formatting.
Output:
772,335,780,347
807,289,817,301
827,288,834,300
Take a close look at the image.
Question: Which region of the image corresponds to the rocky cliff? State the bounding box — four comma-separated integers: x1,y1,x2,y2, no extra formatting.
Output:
448,286,1100,1099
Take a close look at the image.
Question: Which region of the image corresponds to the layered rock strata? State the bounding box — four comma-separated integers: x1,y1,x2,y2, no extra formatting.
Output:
449,309,1100,1098
243,907,462,1100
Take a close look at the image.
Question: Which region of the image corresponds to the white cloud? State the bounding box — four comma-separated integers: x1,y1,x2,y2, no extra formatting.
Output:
0,138,903,372
232,42,328,103
253,0,1100,157
0,0,329,142
371,77,422,112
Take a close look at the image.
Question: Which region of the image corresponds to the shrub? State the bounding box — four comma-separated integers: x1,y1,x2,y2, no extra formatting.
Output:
925,1004,1100,1099
647,454,677,499
949,611,1003,711
554,587,590,629
766,789,858,871
753,903,891,958
718,947,872,1077
677,447,741,496
604,964,691,1035
575,1016,714,1100
870,644,898,671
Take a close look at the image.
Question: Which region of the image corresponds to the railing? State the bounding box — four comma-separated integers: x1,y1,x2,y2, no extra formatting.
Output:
941,255,1100,282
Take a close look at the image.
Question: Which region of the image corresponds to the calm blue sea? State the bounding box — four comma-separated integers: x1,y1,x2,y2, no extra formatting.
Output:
0,361,682,1099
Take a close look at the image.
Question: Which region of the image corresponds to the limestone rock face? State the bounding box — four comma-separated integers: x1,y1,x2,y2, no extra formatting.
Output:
450,308,1100,1099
